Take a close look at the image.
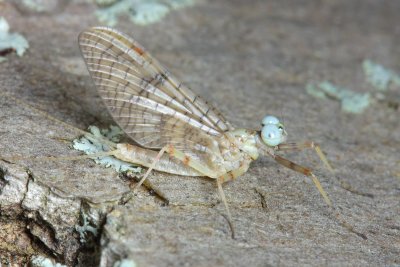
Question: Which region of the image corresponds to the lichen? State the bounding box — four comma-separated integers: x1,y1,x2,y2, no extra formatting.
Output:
0,17,29,60
113,259,137,267
306,81,370,114
307,59,400,113
75,211,98,243
95,0,196,26
130,2,170,25
30,256,66,267
362,59,400,91
72,126,141,173
12,0,67,14
95,0,120,7
19,0,48,12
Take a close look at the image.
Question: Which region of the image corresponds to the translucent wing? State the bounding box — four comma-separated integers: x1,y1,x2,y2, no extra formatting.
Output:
78,27,233,159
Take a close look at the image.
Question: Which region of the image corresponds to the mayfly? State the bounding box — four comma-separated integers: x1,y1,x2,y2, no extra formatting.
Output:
78,26,334,236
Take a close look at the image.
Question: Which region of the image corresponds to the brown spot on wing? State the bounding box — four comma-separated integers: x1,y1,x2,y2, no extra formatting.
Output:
133,45,145,55
167,144,174,157
183,155,191,165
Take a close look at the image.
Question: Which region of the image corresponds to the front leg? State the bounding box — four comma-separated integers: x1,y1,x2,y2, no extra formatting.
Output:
272,154,332,207
272,154,368,239
277,141,334,172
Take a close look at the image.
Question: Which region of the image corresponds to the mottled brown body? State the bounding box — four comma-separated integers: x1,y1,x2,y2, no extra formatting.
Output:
115,128,262,182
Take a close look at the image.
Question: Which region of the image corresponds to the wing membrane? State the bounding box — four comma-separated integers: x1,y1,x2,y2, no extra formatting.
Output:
78,26,233,159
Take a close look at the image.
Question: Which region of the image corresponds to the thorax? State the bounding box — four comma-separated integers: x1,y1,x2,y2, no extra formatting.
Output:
214,129,259,172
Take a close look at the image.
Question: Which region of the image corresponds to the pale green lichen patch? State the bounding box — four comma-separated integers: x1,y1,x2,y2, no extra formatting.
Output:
30,256,66,267
307,60,400,113
75,211,98,243
0,17,29,60
95,0,120,7
95,0,196,26
18,0,48,12
12,0,67,14
72,126,142,173
362,59,400,91
305,82,326,99
306,81,370,114
113,259,137,267
130,2,170,25
168,0,196,9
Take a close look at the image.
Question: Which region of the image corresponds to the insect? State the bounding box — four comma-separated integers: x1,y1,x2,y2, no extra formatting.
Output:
76,26,334,237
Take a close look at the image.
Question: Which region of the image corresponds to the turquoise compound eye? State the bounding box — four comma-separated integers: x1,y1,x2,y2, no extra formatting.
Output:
261,124,283,146
261,115,280,126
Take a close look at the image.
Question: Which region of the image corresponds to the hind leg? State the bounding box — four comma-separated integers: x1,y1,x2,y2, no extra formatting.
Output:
132,144,252,238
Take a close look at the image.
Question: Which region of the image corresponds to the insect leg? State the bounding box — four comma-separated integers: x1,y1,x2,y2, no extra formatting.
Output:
217,178,235,238
272,154,367,239
216,160,252,238
277,141,333,172
165,145,242,238
134,146,169,190
218,160,251,183
133,144,219,191
131,144,250,238
273,154,332,207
